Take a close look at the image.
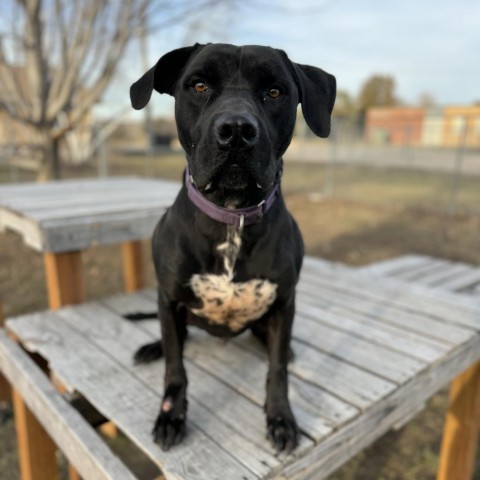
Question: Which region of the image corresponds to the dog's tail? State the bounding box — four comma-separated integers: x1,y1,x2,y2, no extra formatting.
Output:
134,340,163,364
124,311,163,364
124,311,157,321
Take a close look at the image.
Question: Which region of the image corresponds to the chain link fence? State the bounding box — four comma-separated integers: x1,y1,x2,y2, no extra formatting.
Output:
286,117,480,215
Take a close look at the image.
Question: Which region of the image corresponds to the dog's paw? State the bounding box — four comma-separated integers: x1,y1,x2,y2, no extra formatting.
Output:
266,410,299,453
133,340,163,364
152,396,187,451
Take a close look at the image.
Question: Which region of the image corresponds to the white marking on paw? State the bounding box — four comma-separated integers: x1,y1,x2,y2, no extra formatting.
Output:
161,398,173,412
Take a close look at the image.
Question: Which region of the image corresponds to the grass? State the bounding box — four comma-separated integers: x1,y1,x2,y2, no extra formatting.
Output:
1,149,479,479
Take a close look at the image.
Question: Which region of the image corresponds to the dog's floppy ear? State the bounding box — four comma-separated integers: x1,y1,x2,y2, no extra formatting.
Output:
130,44,203,110
291,62,336,138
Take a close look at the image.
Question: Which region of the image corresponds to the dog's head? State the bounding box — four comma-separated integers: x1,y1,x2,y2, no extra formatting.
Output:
131,43,335,198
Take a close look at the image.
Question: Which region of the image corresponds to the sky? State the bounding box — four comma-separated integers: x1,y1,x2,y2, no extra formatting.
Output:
102,0,480,120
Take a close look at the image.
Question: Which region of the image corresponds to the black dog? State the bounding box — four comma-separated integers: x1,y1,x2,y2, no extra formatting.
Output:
130,43,335,452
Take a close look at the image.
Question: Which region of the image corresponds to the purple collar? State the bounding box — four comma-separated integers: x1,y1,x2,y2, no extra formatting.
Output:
185,166,279,227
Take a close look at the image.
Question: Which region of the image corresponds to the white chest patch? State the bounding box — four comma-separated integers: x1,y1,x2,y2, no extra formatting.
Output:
190,273,277,331
189,222,277,331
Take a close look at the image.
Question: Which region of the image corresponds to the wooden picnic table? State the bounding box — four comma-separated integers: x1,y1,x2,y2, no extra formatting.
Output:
0,177,181,308
1,257,479,480
1,179,479,479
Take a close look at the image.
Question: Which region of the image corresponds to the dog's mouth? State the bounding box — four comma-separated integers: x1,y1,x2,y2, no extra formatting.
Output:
201,163,266,193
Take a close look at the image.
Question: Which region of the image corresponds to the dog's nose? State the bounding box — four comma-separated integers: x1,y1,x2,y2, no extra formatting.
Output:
214,114,259,149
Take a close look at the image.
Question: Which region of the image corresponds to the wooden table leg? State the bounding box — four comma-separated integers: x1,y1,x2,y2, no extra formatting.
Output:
67,464,81,480
437,360,480,480
12,388,59,480
122,240,145,293
44,251,85,309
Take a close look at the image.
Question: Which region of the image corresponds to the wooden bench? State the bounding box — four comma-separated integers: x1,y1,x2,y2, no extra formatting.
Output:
2,256,479,480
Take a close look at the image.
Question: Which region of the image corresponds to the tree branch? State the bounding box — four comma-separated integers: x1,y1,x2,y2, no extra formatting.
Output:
22,0,50,123
51,0,140,138
46,1,105,120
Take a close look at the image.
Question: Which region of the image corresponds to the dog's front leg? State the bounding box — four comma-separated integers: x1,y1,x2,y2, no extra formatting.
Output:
153,292,188,450
265,301,299,453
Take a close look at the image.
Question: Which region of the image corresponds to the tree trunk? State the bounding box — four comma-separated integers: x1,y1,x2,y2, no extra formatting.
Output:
37,130,61,181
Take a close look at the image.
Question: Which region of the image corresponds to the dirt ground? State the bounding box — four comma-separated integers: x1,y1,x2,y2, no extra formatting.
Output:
1,156,480,479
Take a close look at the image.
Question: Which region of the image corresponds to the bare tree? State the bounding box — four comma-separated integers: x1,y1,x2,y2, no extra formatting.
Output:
0,0,231,180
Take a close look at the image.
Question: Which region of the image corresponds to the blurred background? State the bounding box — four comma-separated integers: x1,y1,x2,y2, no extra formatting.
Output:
0,1,479,479
1,0,479,217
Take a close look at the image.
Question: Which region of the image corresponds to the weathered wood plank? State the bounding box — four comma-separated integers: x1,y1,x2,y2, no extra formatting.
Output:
287,340,396,409
5,251,480,480
6,313,258,480
297,280,472,344
362,260,480,311
25,196,175,221
0,179,180,208
0,177,140,197
392,260,455,282
0,331,137,480
136,309,392,412
413,263,475,287
307,255,464,298
292,313,426,383
23,192,177,221
106,302,342,440
102,289,157,313
103,290,358,430
357,255,435,277
0,178,179,208
41,208,165,251
1,186,179,212
138,285,445,370
359,254,480,294
295,299,449,363
54,303,289,477
301,259,480,330
0,178,181,253
392,402,426,431
0,208,44,251
436,267,480,293
281,333,480,480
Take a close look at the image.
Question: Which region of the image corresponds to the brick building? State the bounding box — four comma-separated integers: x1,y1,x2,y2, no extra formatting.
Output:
443,106,480,147
365,107,425,146
365,105,480,148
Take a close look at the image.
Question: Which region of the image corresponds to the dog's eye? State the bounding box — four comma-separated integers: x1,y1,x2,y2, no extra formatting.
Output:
267,88,282,99
193,82,208,94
